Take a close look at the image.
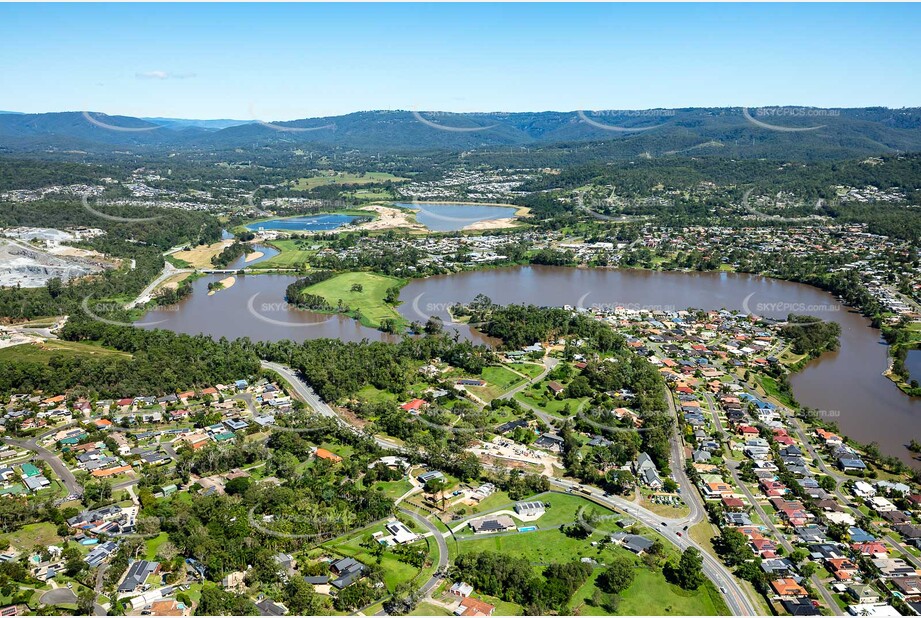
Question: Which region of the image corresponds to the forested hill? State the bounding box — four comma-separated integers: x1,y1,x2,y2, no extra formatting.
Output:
3,107,921,160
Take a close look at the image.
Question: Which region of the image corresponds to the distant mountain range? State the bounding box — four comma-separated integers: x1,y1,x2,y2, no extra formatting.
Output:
1,107,920,160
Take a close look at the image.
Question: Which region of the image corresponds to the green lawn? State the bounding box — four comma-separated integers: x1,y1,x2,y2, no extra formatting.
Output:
0,339,131,364
465,366,527,401
371,479,414,501
508,362,545,380
569,564,728,616
299,271,407,329
250,239,317,269
409,602,452,616
457,528,599,564
292,171,407,190
514,387,590,417
324,531,428,592
145,532,170,560
350,189,397,202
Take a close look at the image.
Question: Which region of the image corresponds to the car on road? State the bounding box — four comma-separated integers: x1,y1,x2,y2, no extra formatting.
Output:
719,586,726,593
683,524,689,530
660,522,667,527
676,532,682,537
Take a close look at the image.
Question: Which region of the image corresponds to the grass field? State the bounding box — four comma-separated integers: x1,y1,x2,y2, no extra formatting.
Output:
409,602,452,616
465,365,527,400
508,362,545,379
459,524,725,616
350,188,396,201
324,528,427,591
371,479,414,501
569,564,727,616
300,271,406,329
250,239,316,269
0,523,62,552
291,171,407,190
145,532,170,560
514,387,590,416
171,240,232,269
0,339,131,364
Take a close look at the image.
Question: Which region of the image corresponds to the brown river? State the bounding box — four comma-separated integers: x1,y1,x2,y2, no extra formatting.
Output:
139,266,921,462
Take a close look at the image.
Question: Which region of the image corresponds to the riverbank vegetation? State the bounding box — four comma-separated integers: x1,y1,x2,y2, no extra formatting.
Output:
210,241,252,268
780,314,842,357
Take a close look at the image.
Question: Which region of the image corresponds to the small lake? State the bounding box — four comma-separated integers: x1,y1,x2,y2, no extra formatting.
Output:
245,214,357,232
140,265,921,463
225,244,280,270
395,202,517,231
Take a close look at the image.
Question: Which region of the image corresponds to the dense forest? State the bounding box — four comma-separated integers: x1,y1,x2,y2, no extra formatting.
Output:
0,317,261,399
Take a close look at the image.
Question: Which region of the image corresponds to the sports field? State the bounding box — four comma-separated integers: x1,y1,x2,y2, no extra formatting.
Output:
300,271,406,329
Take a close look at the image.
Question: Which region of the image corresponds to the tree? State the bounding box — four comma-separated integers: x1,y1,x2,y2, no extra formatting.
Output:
224,476,252,496
196,585,259,615
350,283,364,293
714,526,757,567
77,589,96,615
270,451,300,480
424,478,447,510
284,576,329,615
424,317,443,335
597,555,635,594
667,548,705,590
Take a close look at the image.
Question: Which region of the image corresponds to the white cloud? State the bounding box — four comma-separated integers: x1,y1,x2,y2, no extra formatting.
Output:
136,71,196,80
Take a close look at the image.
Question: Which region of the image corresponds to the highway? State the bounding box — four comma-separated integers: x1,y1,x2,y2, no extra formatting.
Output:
262,360,760,616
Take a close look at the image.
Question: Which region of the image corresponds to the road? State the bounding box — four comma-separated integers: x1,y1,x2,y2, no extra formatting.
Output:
787,417,921,571
498,356,556,400
261,361,401,450
663,389,706,527
704,382,844,613
399,507,449,597
2,433,82,497
39,588,106,615
548,479,758,616
127,261,189,309
264,360,759,616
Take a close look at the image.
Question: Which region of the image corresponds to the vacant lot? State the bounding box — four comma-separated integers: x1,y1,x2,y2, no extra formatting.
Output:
0,523,62,552
171,240,233,269
324,527,428,591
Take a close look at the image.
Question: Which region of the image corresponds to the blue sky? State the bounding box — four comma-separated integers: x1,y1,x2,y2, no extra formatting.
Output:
2,3,919,120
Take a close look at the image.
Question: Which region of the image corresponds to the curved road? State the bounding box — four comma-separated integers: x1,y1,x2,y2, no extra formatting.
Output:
2,434,82,497
399,507,449,597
